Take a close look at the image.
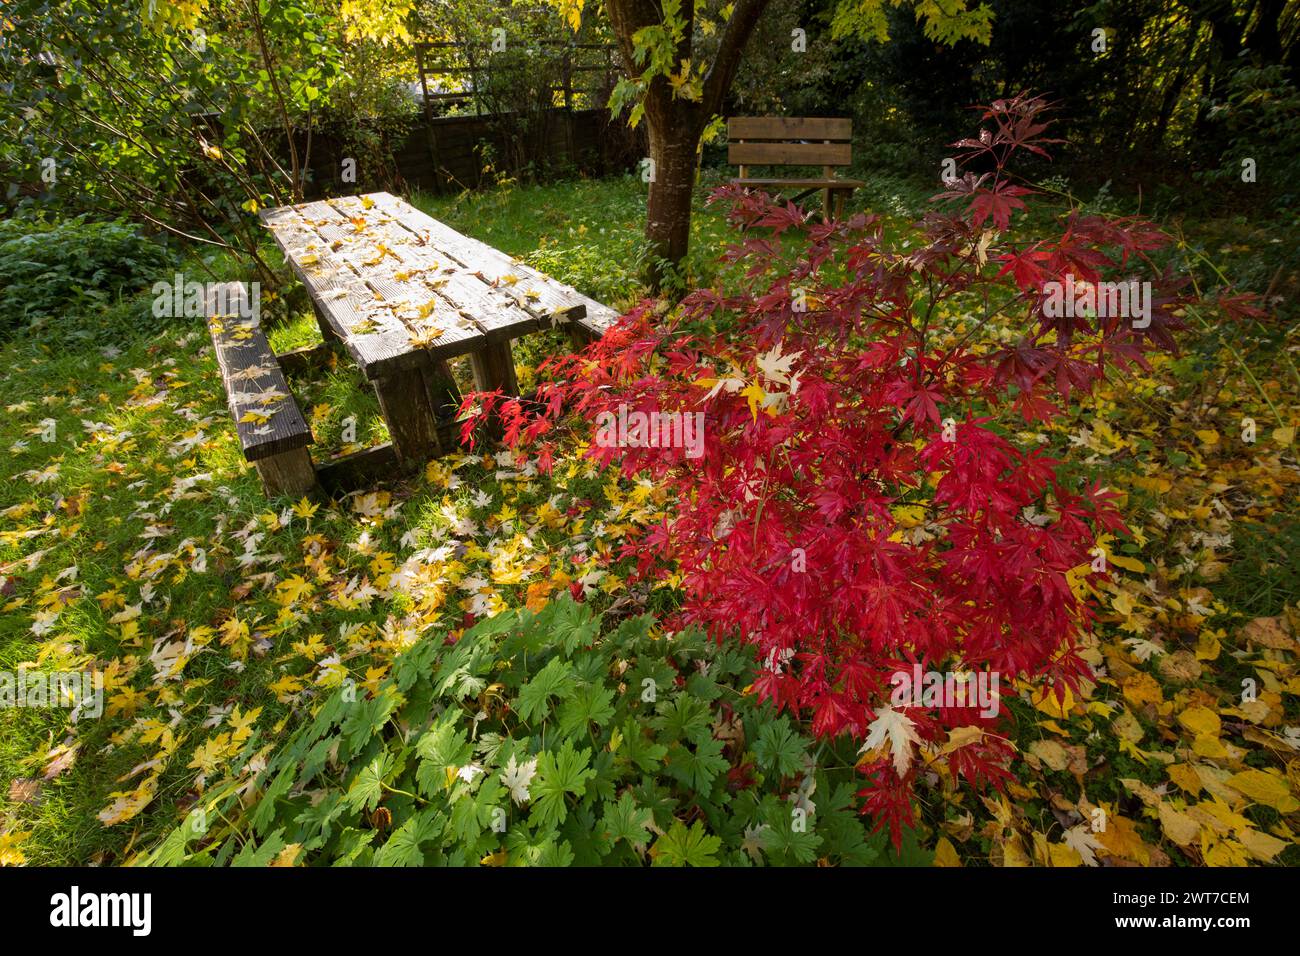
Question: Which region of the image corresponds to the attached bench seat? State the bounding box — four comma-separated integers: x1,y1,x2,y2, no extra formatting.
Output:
730,177,866,190
563,292,621,346
206,282,316,496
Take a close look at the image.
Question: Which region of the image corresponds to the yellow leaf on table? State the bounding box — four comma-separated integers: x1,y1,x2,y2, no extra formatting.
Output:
1227,769,1300,812
933,837,962,867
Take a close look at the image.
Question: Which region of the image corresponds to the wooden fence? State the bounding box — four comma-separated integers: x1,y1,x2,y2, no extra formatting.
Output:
295,105,642,197
292,36,642,196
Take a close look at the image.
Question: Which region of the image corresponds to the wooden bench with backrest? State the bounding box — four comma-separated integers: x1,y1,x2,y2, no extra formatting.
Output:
728,116,864,221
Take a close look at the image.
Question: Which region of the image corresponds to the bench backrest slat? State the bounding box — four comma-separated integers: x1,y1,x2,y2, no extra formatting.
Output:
727,116,853,168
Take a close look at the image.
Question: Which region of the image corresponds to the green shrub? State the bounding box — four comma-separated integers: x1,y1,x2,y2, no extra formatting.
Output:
140,594,913,867
0,215,173,336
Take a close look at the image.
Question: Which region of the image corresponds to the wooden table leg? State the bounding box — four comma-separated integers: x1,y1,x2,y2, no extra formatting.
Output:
470,340,519,395
310,299,340,345
469,340,519,441
425,357,463,452
373,365,442,465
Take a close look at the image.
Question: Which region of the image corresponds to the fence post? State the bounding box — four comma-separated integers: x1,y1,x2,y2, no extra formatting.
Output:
413,42,444,191
562,42,575,168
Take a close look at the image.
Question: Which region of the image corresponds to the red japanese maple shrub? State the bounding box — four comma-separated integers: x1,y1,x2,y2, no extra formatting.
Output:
463,94,1249,847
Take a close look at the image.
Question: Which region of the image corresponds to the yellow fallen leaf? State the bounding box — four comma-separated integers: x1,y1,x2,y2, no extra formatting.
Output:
1236,827,1287,863
1048,841,1083,867
892,505,927,528
1111,590,1137,617
1227,769,1300,812
1094,814,1151,865
1108,553,1146,574
1031,683,1074,718
933,837,962,867
1029,739,1070,771
1195,628,1222,661
1164,764,1201,801
1122,673,1163,708
1192,734,1229,759
1202,835,1251,866
1158,802,1200,846
1177,705,1221,737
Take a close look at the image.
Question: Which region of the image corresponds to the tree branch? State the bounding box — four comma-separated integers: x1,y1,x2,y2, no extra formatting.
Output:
703,0,771,117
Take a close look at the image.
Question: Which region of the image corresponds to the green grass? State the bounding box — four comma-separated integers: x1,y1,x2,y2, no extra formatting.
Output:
0,170,1294,867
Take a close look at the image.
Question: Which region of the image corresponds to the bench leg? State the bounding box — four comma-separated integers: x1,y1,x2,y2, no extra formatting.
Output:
566,325,594,351
311,300,340,345
426,357,463,452
373,366,442,465
254,447,317,497
834,189,847,221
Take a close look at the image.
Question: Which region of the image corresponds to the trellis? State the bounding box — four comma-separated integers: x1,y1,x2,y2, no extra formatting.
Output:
409,35,618,190
412,37,617,118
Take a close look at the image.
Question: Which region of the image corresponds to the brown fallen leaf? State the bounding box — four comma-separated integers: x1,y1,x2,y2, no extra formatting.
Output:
1239,615,1296,651
7,778,42,805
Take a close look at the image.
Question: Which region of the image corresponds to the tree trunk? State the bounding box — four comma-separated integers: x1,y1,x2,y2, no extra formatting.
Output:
644,114,702,292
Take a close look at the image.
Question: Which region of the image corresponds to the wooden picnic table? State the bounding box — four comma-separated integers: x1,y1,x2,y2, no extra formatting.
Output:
257,191,616,478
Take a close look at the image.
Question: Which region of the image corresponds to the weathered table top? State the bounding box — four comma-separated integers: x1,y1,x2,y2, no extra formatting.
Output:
261,191,591,380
